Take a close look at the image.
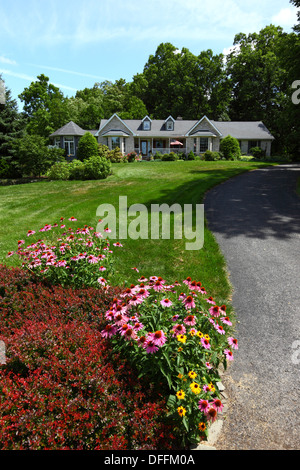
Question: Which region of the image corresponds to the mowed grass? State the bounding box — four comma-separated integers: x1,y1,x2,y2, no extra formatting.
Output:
0,160,276,302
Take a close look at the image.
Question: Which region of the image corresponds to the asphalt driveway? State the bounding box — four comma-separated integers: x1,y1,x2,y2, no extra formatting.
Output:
204,164,300,450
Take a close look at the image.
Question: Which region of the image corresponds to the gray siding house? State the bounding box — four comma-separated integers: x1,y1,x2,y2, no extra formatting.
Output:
50,114,275,159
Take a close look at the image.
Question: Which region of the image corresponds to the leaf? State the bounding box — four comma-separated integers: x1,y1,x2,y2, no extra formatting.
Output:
166,394,177,409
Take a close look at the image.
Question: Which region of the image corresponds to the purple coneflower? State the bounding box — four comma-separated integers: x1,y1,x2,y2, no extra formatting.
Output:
160,298,173,308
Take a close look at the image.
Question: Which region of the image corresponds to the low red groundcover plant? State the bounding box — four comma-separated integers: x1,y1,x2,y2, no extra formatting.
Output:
0,265,181,450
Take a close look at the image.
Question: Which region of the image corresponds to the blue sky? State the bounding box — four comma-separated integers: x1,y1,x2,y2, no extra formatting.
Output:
0,0,298,109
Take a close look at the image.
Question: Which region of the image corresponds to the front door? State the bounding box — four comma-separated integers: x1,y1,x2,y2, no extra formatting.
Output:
141,140,148,156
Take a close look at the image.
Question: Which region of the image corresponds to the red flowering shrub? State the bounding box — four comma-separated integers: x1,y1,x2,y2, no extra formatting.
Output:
0,265,181,450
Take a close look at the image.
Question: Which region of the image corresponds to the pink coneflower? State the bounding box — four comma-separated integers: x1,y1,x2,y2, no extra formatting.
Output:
198,399,210,413
133,322,144,332
87,255,99,264
123,327,137,341
211,398,224,413
99,266,106,272
114,313,129,326
6,251,14,257
119,323,130,336
27,230,35,237
137,288,150,298
129,295,144,306
209,305,221,317
183,277,192,286
78,253,86,259
113,242,123,247
205,407,218,423
137,335,147,347
221,316,232,326
228,337,238,350
199,287,207,295
224,349,234,361
172,324,186,336
101,324,117,338
183,295,195,310
147,330,167,347
132,267,139,272
172,314,179,322
201,337,211,349
160,298,173,308
18,240,25,246
97,277,107,286
69,217,77,221
57,260,67,267
153,280,164,292
206,296,215,305
145,340,159,354
220,305,227,314
184,314,196,326
104,228,111,233
216,324,225,335
71,256,79,262
178,293,186,300
205,362,212,369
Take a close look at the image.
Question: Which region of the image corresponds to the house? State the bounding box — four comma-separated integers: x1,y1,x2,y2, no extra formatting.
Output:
50,114,275,159
49,121,98,160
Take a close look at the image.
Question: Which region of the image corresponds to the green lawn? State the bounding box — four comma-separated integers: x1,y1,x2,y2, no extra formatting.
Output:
0,160,276,302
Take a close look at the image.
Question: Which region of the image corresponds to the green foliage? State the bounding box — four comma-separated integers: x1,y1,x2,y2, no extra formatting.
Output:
249,147,266,159
69,159,86,180
187,151,195,160
203,150,221,161
13,134,58,177
161,152,179,161
46,161,71,180
83,155,112,180
98,143,110,159
107,147,124,163
77,132,99,161
220,135,241,160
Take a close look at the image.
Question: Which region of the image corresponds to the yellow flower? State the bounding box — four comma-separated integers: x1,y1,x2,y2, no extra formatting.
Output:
204,334,210,340
177,406,186,417
190,382,201,394
196,331,203,338
188,370,197,379
198,422,206,431
208,383,215,393
178,347,183,352
177,373,184,379
176,390,185,400
177,334,187,343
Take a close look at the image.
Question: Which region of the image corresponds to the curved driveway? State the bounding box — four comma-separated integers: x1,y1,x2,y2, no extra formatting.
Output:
204,164,300,450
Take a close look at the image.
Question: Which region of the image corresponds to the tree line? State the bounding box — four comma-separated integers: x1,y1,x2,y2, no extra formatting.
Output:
1,4,299,178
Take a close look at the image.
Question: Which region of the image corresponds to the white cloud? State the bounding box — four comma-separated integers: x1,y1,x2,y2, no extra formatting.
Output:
28,64,113,81
0,56,17,66
0,68,78,92
271,7,298,29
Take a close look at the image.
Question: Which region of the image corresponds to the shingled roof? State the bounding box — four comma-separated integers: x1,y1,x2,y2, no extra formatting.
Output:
50,121,97,137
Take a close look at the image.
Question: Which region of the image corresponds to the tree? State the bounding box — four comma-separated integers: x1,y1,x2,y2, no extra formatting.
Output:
132,43,231,119
0,76,25,177
18,74,69,138
77,132,99,161
226,25,291,154
220,135,241,160
13,134,62,177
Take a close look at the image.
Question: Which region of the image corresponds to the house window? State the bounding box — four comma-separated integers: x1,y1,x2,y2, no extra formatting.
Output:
248,141,261,153
53,137,60,148
166,120,174,131
143,120,151,130
200,138,209,153
111,137,120,150
64,137,75,156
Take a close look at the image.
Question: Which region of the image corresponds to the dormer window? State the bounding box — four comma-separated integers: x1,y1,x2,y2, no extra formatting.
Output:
165,116,175,131
142,116,152,131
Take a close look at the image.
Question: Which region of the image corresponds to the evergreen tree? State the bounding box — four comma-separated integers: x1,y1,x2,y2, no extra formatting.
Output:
0,76,24,177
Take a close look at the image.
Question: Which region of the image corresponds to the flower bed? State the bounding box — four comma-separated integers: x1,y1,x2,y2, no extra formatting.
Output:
102,274,238,445
3,217,238,448
0,265,181,450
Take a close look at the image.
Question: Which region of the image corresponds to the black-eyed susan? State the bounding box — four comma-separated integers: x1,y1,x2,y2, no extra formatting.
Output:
196,331,203,339
176,390,185,400
190,382,201,394
177,334,187,344
198,422,206,432
177,406,186,417
188,370,197,379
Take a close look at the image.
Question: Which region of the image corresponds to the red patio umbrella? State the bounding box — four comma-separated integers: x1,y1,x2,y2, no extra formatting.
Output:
170,140,183,146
